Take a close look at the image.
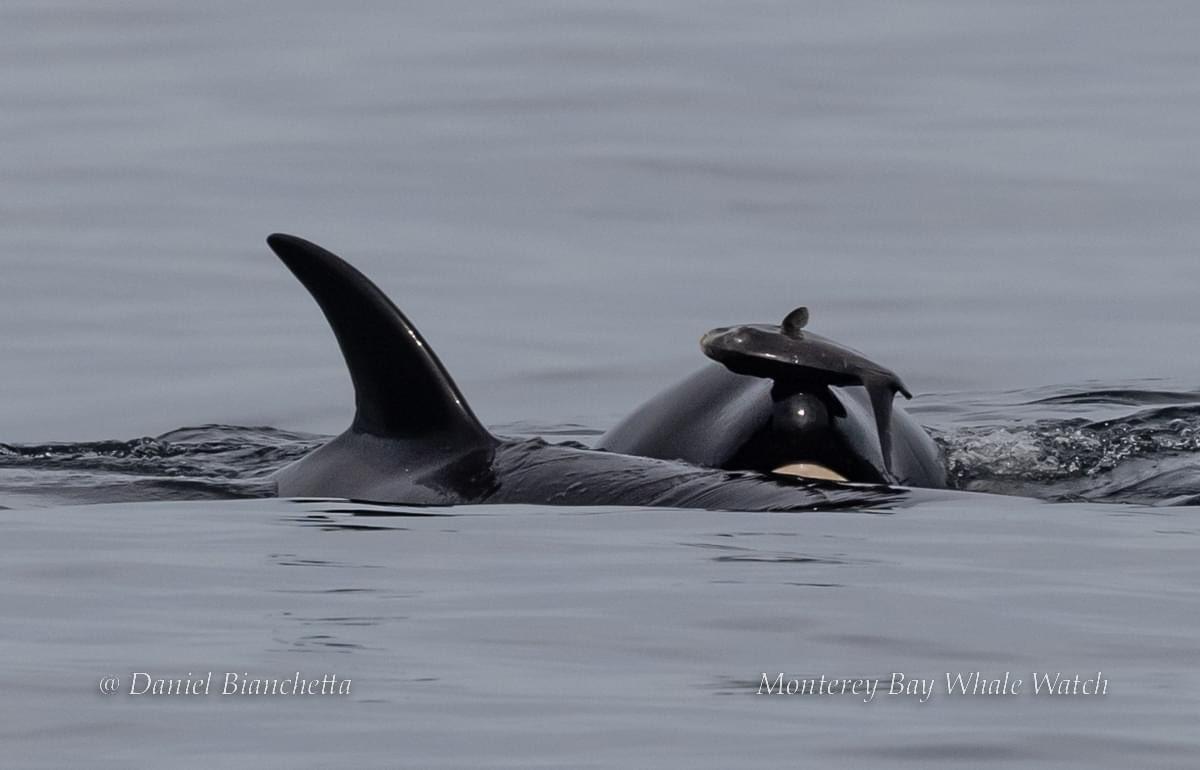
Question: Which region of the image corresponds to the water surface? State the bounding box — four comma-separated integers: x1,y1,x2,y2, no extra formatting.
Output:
2,1,1199,767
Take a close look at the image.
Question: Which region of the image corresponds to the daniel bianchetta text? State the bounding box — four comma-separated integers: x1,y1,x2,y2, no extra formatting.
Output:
114,672,351,696
757,672,1108,702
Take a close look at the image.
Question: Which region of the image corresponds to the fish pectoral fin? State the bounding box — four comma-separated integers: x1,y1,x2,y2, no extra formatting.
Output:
862,375,901,478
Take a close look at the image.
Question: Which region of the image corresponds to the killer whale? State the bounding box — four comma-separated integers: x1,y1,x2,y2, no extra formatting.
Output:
264,234,910,510
597,365,946,488
598,306,946,488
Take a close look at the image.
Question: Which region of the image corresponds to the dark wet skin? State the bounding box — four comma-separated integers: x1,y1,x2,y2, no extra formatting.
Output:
265,234,914,511
597,363,947,489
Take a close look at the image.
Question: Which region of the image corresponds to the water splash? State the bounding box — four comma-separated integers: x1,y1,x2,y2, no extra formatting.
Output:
929,383,1200,504
0,425,318,506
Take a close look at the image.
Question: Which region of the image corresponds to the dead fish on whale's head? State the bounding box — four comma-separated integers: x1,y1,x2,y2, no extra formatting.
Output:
599,308,945,488
701,306,913,476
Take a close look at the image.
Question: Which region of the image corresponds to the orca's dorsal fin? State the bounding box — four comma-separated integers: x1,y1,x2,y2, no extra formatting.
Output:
267,233,495,447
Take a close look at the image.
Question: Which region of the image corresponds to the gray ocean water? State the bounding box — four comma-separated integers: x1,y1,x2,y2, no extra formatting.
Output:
3,2,1200,767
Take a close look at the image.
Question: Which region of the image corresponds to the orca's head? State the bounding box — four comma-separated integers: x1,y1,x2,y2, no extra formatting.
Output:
603,305,945,488
723,382,889,484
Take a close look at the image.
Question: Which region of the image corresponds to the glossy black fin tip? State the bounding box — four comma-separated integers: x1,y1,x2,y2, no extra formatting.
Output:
266,233,494,447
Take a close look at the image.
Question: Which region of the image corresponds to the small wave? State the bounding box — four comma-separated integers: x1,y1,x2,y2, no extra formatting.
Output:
0,425,319,506
1027,388,1200,406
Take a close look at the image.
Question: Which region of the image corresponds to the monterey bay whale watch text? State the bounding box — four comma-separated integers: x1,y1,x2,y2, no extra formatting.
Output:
758,672,1108,702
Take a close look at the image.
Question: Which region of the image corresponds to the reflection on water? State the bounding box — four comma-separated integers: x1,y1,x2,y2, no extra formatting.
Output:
1,497,1198,767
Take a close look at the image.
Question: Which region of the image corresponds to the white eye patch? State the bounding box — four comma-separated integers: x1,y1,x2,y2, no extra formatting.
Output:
771,462,847,482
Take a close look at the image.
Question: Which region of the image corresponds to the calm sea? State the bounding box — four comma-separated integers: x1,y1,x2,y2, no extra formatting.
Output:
2,2,1199,767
